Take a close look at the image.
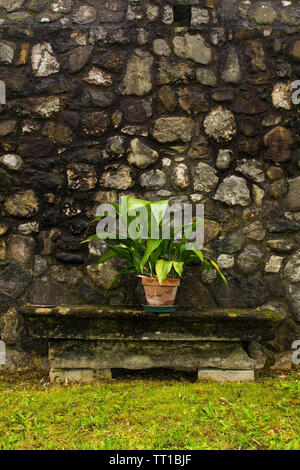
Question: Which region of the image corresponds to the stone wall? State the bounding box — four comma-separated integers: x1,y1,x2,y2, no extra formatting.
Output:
0,0,300,369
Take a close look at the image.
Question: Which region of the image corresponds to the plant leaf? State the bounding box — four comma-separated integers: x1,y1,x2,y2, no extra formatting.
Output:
140,239,163,273
97,249,117,265
172,261,184,277
155,259,173,285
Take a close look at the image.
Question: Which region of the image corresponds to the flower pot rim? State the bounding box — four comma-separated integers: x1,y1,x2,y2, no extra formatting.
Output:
141,276,181,287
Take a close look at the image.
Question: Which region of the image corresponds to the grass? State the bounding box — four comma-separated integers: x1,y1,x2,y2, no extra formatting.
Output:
0,369,299,450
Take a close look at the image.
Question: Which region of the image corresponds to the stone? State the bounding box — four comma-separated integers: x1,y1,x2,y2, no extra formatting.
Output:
217,254,234,270
265,256,283,273
83,88,116,108
81,111,110,136
233,94,268,115
31,43,60,77
158,86,177,112
140,170,166,191
213,275,266,308
172,164,189,190
97,50,127,72
87,262,119,291
288,40,300,62
67,163,97,191
263,126,294,163
0,41,15,64
42,122,72,145
178,87,209,114
83,67,112,87
262,114,282,127
100,165,132,190
0,154,23,171
1,308,20,346
72,5,97,24
204,220,220,244
268,221,300,233
221,47,241,84
18,222,39,235
237,245,264,274
0,0,24,11
120,49,153,96
271,352,292,371
196,68,217,87
197,369,254,383
0,241,6,261
50,0,73,13
106,136,125,156
50,368,112,384
215,176,251,207
27,281,78,305
153,117,195,143
120,98,152,123
191,7,209,26
288,284,300,321
33,255,48,276
272,82,292,110
4,190,39,218
173,33,212,64
55,253,84,264
153,39,171,57
62,46,93,74
188,136,212,160
0,262,31,302
267,167,284,181
245,39,266,72
0,120,17,137
194,163,219,193
157,57,195,85
7,236,35,265
284,251,300,283
266,240,295,253
212,233,244,254
216,149,233,170
286,177,300,212
204,107,236,142
127,138,159,169
236,159,265,183
243,222,266,241
254,1,277,24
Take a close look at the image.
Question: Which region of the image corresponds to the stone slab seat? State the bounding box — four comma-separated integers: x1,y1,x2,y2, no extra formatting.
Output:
19,305,285,384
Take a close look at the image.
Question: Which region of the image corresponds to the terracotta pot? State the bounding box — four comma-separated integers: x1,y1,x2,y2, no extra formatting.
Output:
141,277,180,306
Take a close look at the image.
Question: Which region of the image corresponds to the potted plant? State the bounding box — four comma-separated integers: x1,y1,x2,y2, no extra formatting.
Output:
83,197,227,311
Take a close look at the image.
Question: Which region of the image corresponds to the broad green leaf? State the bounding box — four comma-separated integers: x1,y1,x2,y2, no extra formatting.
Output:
155,259,173,285
193,250,204,262
140,239,163,273
97,249,118,265
172,261,184,277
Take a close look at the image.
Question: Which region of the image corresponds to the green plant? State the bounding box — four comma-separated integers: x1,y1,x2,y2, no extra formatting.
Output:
82,197,227,288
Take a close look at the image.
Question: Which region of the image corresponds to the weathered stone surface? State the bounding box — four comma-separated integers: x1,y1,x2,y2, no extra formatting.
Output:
268,220,300,233
128,138,159,169
216,149,233,170
188,136,212,160
266,240,294,253
237,245,264,274
213,276,266,308
284,251,300,283
0,41,15,64
140,170,166,190
196,68,217,87
172,164,189,190
1,308,20,345
236,159,265,183
27,281,78,305
50,368,112,384
106,136,125,156
7,236,35,265
178,87,209,114
120,49,153,96
288,40,300,62
153,117,195,143
288,284,300,321
173,33,212,64
31,43,60,77
245,39,266,72
221,47,241,84
120,98,152,123
254,1,277,24
204,220,220,244
72,5,96,24
67,163,97,191
212,232,244,254
62,46,93,74
265,256,283,273
83,67,112,87
81,111,110,136
0,262,31,302
204,107,236,142
157,57,195,85
158,86,177,112
4,190,39,218
153,39,171,57
215,176,251,207
87,262,119,291
0,0,24,11
243,221,266,241
232,94,268,114
263,127,294,163
272,82,292,110
211,88,235,103
50,0,73,13
194,163,219,193
198,369,254,383
100,165,132,190
286,177,300,212
42,122,72,145
0,120,17,137
0,154,23,170
217,254,234,270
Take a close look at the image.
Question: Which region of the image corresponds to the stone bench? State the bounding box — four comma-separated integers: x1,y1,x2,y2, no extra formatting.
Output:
20,305,285,383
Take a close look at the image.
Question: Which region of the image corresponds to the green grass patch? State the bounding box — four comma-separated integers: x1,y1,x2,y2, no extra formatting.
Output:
0,370,299,450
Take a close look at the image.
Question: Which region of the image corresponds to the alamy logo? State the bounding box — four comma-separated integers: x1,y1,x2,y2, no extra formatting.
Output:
0,80,5,105
291,340,300,366
0,340,6,365
292,80,300,105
